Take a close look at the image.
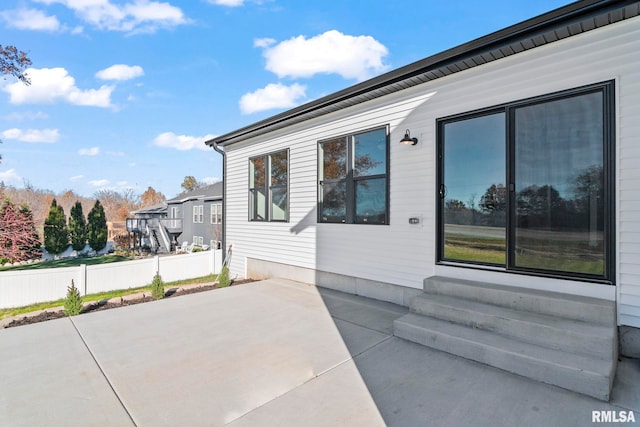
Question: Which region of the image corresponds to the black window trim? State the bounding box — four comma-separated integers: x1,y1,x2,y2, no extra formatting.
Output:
436,80,615,284
317,125,390,225
248,148,290,223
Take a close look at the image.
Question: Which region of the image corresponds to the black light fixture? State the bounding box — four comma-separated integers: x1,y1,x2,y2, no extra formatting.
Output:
400,129,418,145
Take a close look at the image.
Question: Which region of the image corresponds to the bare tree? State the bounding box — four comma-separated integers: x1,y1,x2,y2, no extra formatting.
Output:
139,186,166,207
94,189,139,221
1,44,32,85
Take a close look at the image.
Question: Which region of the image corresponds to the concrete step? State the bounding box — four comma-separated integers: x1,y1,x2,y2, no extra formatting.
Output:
394,313,615,401
423,276,615,325
409,293,616,360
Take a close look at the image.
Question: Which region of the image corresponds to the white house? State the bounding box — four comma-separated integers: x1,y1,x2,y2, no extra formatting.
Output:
207,0,640,400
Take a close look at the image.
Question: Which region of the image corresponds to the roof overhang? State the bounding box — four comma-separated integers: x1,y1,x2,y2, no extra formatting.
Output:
206,0,639,148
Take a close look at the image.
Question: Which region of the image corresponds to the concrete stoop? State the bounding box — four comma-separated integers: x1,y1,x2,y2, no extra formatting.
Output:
393,276,618,401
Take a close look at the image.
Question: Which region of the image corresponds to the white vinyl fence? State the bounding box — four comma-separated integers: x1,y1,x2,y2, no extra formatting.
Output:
0,250,222,309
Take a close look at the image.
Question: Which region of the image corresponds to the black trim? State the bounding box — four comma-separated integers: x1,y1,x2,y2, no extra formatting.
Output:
248,149,290,222
436,81,616,284
317,126,390,225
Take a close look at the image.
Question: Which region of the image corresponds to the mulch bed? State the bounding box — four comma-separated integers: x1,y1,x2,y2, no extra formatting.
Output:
3,279,253,329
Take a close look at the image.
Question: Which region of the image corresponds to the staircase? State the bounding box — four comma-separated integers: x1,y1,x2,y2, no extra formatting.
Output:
147,221,172,254
393,276,618,401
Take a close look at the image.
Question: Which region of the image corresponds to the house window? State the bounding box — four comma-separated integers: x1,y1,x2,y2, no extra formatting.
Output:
437,81,614,281
318,126,389,224
210,203,222,224
249,149,289,222
193,205,203,223
193,236,203,246
170,207,179,218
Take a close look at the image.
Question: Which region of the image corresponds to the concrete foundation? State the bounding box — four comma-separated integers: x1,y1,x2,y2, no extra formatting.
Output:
619,326,640,358
246,257,422,307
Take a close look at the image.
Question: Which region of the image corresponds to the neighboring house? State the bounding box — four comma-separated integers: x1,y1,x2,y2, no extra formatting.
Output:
126,202,175,253
207,1,640,401
166,182,223,250
126,183,224,253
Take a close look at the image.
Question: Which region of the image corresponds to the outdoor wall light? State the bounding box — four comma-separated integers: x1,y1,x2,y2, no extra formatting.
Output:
400,129,418,145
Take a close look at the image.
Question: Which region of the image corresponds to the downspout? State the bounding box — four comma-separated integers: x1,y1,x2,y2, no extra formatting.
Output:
211,141,226,262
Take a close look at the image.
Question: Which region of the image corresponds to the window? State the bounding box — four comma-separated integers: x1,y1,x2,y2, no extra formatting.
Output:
210,203,222,224
318,126,389,224
193,236,203,246
437,82,614,281
193,205,203,223
170,207,179,218
249,149,289,221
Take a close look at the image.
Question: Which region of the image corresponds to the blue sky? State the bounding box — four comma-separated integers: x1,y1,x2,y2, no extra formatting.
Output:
0,0,570,199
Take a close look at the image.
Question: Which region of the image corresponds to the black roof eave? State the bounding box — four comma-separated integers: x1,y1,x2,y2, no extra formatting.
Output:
206,0,635,147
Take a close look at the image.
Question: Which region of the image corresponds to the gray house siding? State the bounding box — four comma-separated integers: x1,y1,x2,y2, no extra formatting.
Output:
166,183,223,249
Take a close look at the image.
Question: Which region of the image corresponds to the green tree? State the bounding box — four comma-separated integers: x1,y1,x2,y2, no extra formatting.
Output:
150,273,165,300
64,280,83,316
218,265,230,288
87,200,108,252
44,198,69,256
69,201,88,252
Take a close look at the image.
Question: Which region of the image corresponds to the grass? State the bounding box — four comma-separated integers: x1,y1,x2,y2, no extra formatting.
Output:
0,273,218,320
444,235,506,265
0,254,132,271
444,233,604,274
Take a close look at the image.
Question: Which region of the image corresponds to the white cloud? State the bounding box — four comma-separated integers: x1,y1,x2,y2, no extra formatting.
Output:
2,68,114,108
96,64,144,81
207,0,244,6
33,0,188,33
1,128,60,143
201,176,221,185
259,30,389,81
253,37,275,48
88,179,110,187
239,83,306,114
0,8,61,31
70,175,84,181
0,169,21,183
151,132,216,151
2,111,49,121
78,146,100,156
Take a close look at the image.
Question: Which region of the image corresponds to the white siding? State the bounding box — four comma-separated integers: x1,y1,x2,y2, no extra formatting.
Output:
224,17,640,326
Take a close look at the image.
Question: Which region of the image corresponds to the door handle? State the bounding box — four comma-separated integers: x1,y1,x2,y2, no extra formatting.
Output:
439,184,447,199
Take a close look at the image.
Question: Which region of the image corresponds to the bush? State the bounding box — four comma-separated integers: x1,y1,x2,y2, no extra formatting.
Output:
150,273,165,299
64,280,83,316
218,265,230,288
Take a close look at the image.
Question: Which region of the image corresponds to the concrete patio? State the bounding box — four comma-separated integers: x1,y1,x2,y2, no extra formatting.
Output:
0,279,638,426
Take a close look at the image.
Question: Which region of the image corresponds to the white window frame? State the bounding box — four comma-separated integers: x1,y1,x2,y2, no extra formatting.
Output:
210,203,222,224
193,205,203,223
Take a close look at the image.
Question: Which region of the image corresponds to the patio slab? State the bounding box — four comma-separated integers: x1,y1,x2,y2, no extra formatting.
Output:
0,317,134,426
0,278,638,426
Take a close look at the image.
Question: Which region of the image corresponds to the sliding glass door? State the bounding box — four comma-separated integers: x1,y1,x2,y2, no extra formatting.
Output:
441,112,506,265
438,82,613,281
513,91,606,275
